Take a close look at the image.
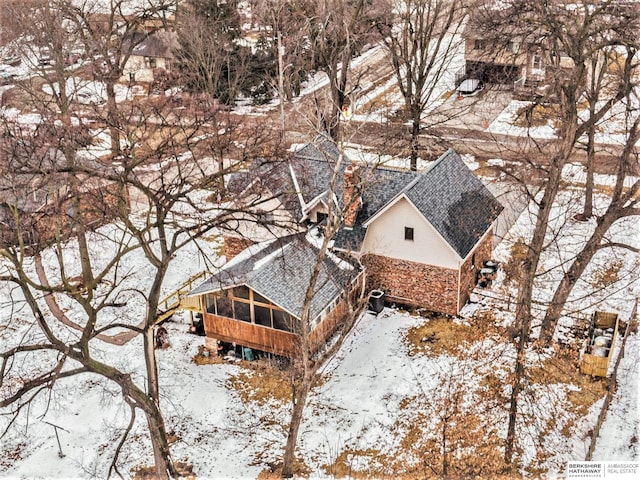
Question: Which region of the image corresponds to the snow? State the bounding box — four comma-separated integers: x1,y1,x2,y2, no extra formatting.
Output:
489,100,558,139
2,26,640,480
1,259,638,479
42,77,131,105
2,186,638,478
72,0,175,17
593,333,640,460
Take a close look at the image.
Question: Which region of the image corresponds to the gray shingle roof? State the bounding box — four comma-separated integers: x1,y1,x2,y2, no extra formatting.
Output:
189,233,360,320
290,135,348,206
226,135,349,220
131,31,178,58
226,140,502,261
367,149,503,258
334,149,503,258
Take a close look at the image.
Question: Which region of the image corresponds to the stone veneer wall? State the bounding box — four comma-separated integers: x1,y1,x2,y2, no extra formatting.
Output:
362,254,459,316
457,230,494,310
223,236,255,260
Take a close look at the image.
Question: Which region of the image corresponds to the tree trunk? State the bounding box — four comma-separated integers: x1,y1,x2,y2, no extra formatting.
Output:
580,122,596,219
410,115,420,171
126,379,177,479
143,402,175,479
539,210,620,343
504,141,570,463
505,340,526,465
441,419,449,477
106,79,121,157
281,370,312,478
144,327,160,401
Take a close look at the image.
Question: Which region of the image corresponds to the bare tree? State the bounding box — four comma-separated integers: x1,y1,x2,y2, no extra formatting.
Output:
539,104,640,343
1,2,285,477
1,101,283,478
280,141,368,477
374,0,468,170
59,0,176,156
475,0,639,466
304,0,377,140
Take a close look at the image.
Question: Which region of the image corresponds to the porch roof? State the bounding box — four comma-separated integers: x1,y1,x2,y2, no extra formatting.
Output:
189,233,360,320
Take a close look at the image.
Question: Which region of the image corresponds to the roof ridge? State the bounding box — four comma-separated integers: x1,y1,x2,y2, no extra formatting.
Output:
362,150,456,224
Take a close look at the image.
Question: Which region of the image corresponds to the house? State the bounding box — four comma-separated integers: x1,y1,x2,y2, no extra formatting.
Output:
461,7,575,98
187,139,502,356
0,137,126,252
332,149,504,316
121,31,178,84
221,136,345,259
187,233,364,358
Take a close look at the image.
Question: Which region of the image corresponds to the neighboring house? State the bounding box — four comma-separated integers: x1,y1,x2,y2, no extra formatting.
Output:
187,233,364,358
121,31,178,84
0,178,125,253
461,10,575,98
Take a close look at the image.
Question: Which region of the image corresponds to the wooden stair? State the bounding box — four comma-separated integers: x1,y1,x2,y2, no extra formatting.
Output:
155,271,208,324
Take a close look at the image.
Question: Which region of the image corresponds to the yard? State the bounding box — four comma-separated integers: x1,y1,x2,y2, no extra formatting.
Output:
0,176,637,477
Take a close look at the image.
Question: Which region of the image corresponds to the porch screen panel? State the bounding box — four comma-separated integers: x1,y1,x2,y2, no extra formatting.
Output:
216,295,233,318
254,305,272,327
253,292,270,304
205,294,216,314
234,285,250,299
273,310,292,332
234,301,251,322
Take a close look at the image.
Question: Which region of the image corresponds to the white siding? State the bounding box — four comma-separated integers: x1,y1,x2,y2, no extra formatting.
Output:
121,55,169,83
361,197,461,269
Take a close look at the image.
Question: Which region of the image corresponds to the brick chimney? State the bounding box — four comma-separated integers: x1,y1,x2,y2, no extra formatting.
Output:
343,164,361,228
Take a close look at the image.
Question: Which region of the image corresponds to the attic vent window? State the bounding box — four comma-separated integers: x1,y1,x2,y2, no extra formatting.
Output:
404,227,414,241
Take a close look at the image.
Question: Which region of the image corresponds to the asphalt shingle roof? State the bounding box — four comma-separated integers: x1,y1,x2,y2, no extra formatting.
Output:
225,135,349,220
290,135,348,206
189,233,360,320
334,149,503,258
398,149,504,258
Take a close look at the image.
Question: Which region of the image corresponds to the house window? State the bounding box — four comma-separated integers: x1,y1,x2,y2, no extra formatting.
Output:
256,210,274,223
474,39,486,50
404,227,414,241
316,212,328,224
532,54,542,70
145,57,157,69
509,41,520,54
207,288,296,332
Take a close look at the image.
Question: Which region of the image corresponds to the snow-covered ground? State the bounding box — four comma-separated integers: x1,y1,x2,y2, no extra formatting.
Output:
2,305,636,477
42,78,131,105
1,167,638,478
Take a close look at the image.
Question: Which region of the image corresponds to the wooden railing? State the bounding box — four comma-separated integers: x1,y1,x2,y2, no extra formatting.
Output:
155,271,208,324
